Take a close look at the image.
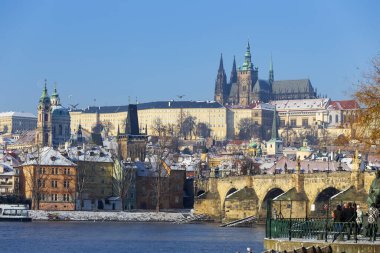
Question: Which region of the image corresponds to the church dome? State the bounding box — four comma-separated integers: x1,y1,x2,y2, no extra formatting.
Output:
51,105,69,116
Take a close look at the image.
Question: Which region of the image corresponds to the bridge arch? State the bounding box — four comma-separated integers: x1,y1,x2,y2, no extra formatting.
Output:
259,187,285,218
312,187,340,217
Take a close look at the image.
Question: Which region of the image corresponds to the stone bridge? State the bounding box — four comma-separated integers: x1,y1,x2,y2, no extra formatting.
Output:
194,163,376,222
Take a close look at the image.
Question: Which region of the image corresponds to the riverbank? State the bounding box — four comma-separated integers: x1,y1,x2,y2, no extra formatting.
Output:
28,210,192,222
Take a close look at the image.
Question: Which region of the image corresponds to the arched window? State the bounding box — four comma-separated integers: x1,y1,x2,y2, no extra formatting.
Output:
335,115,339,123
44,114,48,122
329,115,332,123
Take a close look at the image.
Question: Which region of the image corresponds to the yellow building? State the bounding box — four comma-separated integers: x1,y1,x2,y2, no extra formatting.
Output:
70,101,278,141
226,102,275,139
0,112,37,134
71,101,228,140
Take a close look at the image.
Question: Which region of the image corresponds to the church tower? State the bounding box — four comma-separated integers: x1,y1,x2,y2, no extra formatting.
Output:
35,80,52,147
269,56,274,86
237,42,258,106
50,83,61,106
214,54,227,104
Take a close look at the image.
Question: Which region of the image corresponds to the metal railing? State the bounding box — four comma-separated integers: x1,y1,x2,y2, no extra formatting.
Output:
266,218,378,243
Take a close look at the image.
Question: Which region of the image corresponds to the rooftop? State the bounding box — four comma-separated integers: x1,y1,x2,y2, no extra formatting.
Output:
22,147,76,167
0,112,36,118
270,98,330,111
75,101,224,114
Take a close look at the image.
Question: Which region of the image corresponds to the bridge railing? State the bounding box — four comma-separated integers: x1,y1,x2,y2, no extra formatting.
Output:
266,218,378,242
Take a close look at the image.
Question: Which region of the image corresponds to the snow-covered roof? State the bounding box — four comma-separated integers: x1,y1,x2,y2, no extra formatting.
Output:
22,147,76,166
1,163,15,176
67,146,113,163
270,98,330,111
0,112,36,118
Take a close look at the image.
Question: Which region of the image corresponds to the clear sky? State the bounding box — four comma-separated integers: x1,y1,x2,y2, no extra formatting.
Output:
1,0,379,112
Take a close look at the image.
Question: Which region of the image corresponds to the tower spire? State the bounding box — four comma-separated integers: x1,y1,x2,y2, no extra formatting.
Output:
230,55,237,84
50,82,61,106
241,41,253,71
269,55,274,82
271,107,278,140
218,53,224,71
214,53,227,104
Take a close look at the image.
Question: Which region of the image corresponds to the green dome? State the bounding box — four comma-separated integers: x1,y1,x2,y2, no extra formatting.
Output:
249,142,257,148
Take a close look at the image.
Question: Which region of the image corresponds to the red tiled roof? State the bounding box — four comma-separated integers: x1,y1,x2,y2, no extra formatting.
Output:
330,100,360,110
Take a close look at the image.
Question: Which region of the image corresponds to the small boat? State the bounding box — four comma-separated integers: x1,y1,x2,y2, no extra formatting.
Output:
0,204,32,222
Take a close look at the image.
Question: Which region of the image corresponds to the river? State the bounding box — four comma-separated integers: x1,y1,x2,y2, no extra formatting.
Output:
0,221,265,253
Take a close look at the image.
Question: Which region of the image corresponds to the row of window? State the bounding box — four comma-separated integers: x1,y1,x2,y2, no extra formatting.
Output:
38,179,71,188
38,168,71,175
40,193,71,202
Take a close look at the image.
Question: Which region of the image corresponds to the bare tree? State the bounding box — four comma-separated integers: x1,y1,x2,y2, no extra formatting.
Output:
113,158,135,211
152,118,166,137
101,120,115,137
196,122,211,139
146,139,170,212
237,118,259,140
75,146,90,211
180,115,197,140
21,146,50,210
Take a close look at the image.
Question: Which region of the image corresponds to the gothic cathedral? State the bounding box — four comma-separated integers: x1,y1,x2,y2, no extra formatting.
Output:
214,42,317,105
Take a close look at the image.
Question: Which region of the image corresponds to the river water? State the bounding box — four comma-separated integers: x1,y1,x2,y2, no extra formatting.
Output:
1,221,265,253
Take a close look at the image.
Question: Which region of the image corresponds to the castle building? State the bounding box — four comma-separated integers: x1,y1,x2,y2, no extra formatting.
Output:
214,42,317,105
35,81,71,148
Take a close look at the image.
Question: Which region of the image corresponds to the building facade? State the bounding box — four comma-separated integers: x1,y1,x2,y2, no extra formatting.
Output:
0,112,37,134
214,43,317,105
70,101,229,140
67,146,114,210
19,147,77,210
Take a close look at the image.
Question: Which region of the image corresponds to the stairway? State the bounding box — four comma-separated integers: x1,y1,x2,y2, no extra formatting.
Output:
220,216,256,227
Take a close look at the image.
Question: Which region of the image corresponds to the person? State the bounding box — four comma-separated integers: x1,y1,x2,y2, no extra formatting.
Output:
367,203,379,241
345,202,356,240
356,205,363,235
332,204,343,242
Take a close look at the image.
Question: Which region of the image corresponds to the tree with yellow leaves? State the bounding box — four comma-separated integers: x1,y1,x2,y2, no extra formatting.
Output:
354,54,380,148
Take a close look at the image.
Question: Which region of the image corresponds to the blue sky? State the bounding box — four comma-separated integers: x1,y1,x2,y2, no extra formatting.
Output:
1,0,379,112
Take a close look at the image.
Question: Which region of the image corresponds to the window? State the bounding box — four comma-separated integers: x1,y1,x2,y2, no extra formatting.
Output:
302,119,308,127
63,194,70,202
335,115,339,123
290,119,297,127
329,115,332,123
51,194,58,201
280,120,285,127
51,180,58,188
254,112,258,117
40,194,45,201
64,180,69,188
44,114,48,122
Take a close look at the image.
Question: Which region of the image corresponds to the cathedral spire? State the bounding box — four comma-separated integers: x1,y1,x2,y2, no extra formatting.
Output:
214,53,227,104
271,107,278,140
230,56,237,84
269,55,274,83
218,54,224,71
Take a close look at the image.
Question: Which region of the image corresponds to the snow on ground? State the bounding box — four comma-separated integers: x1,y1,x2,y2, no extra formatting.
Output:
28,210,190,222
